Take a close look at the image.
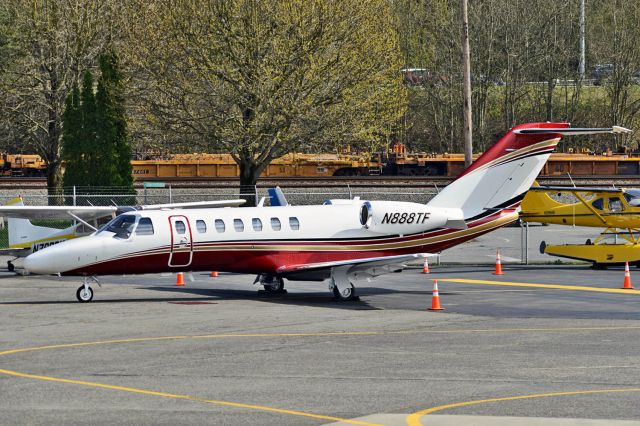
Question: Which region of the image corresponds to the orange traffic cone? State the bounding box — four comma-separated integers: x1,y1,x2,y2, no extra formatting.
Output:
210,271,218,278
428,279,444,311
622,262,634,289
422,257,430,274
493,250,504,275
175,272,185,286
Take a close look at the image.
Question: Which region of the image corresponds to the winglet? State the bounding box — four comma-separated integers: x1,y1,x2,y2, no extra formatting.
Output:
268,186,289,207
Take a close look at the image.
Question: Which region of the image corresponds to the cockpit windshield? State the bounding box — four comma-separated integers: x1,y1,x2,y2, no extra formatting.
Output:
98,215,137,239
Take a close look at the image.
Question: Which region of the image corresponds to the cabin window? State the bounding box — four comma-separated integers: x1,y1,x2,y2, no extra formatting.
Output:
175,220,186,234
252,218,263,231
136,217,154,236
215,219,225,233
289,217,300,230
196,220,207,233
592,198,604,210
234,218,244,232
271,217,281,231
609,197,624,212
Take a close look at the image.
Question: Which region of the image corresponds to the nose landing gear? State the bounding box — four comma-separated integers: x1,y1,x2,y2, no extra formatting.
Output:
76,276,99,302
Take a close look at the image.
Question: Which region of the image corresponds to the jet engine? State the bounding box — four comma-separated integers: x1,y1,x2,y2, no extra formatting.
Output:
358,200,465,234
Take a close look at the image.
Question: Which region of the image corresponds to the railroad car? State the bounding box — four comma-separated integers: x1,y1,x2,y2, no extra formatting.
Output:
6,150,640,180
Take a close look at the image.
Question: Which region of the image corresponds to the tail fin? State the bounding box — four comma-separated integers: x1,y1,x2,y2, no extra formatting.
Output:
427,123,628,220
6,197,76,249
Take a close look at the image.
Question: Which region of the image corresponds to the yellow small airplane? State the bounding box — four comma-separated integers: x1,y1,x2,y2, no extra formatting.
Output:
520,184,640,266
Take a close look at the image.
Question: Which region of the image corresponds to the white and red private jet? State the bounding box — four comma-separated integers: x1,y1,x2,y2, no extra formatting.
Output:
23,123,630,302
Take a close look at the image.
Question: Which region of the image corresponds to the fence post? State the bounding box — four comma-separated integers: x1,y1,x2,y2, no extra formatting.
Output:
73,186,76,206
520,220,529,265
169,184,172,203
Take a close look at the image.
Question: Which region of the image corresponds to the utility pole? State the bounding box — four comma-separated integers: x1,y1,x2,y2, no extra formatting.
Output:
461,0,473,167
578,0,585,80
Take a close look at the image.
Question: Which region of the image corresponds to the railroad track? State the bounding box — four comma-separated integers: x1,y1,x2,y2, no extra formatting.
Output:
1,175,640,189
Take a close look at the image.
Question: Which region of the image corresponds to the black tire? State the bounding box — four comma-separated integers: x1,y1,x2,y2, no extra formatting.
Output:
539,241,547,254
76,285,94,302
332,284,356,301
263,277,285,293
7,261,14,272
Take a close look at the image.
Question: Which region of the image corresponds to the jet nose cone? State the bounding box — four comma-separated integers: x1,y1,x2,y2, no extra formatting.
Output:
24,241,70,275
24,250,56,275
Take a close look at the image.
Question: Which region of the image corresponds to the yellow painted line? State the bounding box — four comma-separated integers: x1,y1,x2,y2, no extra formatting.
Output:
406,388,640,426
5,327,640,358
0,369,381,426
441,278,640,295
3,328,640,425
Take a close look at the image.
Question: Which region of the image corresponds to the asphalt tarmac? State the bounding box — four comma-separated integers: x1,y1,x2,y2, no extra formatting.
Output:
2,260,640,426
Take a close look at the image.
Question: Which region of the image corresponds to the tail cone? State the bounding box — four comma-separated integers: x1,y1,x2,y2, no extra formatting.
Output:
428,279,444,311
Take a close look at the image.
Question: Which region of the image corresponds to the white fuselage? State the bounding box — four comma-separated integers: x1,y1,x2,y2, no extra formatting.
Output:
23,200,468,276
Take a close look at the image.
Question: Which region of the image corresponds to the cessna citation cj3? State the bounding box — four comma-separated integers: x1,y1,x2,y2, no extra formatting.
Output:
23,123,630,302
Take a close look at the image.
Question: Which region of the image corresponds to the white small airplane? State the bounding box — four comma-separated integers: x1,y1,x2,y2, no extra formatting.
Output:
23,123,631,302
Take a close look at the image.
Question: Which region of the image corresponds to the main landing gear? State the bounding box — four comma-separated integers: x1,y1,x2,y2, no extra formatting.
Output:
255,274,287,294
329,267,358,301
76,276,99,302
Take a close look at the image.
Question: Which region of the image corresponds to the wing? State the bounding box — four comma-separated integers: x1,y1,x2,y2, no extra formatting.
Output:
277,253,434,280
138,200,245,210
528,185,623,194
0,205,117,221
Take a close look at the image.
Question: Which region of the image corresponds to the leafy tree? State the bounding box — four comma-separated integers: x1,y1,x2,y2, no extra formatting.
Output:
61,83,83,188
96,50,133,189
79,71,99,186
124,0,406,204
62,55,135,200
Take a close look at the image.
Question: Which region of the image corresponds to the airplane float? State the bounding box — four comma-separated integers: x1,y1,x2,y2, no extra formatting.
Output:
520,183,640,267
22,123,630,302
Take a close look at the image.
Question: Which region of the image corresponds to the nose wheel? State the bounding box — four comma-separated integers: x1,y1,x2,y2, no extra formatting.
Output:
76,285,94,302
76,277,96,302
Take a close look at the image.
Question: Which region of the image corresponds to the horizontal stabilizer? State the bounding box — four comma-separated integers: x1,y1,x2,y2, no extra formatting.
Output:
514,126,632,135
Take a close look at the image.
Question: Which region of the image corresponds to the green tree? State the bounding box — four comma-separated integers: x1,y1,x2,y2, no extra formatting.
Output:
96,50,133,190
61,83,83,188
79,71,99,186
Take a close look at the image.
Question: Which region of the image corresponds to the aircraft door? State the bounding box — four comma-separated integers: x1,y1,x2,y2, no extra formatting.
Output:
168,215,193,267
